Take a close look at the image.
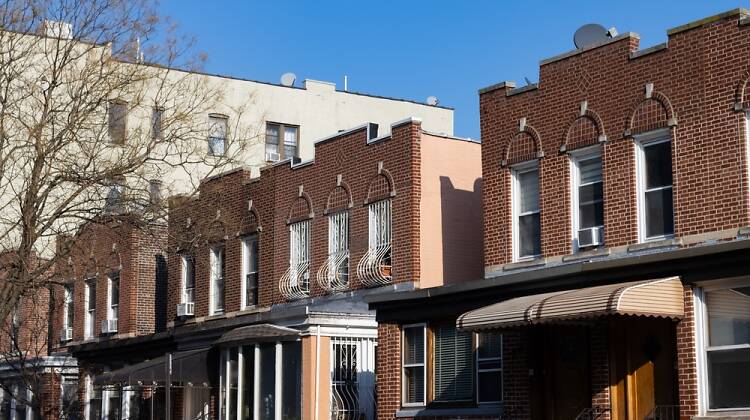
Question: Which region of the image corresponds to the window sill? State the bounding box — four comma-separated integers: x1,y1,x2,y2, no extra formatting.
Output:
503,257,546,271
396,405,502,418
627,237,681,253
695,411,750,419
563,246,610,262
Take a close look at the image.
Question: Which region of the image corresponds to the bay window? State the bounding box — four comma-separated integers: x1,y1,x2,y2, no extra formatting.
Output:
242,236,259,308
571,148,604,250
636,130,674,241
210,245,226,315
700,282,750,410
512,163,541,260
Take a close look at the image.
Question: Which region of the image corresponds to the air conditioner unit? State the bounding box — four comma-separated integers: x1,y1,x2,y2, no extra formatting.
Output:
60,327,73,342
578,226,604,248
101,318,118,334
177,302,195,317
266,152,281,162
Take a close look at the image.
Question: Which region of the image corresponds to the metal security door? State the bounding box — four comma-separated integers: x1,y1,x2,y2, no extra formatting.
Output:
330,337,375,420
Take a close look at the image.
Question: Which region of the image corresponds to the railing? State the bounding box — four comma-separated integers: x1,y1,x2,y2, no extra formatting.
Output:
646,406,680,420
318,250,350,293
279,261,310,300
575,407,609,420
356,244,392,287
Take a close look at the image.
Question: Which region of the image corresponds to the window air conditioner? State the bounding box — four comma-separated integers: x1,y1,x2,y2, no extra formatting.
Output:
177,302,195,317
578,226,604,248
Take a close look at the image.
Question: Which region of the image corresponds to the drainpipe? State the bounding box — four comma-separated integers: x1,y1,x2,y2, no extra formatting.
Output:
314,325,321,420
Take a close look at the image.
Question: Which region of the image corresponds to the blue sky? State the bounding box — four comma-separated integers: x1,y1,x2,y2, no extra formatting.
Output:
159,0,743,139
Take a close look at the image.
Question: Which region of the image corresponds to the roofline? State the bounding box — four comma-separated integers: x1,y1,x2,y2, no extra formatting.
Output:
666,7,750,36
366,238,750,305
539,32,638,66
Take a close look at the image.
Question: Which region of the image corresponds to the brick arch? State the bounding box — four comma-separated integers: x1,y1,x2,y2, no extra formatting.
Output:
83,252,98,278
561,108,607,152
205,216,227,243
287,191,314,224
325,182,353,214
238,205,261,236
734,68,750,110
106,246,122,271
625,91,677,136
502,122,544,166
365,169,396,204
58,257,75,280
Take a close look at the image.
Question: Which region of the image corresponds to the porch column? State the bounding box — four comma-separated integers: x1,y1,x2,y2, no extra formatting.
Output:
301,333,330,420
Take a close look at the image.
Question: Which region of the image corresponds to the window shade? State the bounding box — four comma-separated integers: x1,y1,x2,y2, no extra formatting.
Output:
434,325,473,401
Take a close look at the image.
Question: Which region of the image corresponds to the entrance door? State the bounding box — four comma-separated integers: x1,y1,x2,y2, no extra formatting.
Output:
532,326,591,420
609,318,677,420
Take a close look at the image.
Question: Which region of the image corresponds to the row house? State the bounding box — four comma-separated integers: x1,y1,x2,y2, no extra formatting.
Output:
62,118,481,420
370,8,750,420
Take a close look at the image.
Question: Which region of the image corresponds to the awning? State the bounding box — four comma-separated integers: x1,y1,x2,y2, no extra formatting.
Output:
457,277,684,331
94,348,210,386
215,324,300,346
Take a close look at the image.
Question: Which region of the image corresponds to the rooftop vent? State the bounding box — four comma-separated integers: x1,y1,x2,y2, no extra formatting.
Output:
573,23,617,49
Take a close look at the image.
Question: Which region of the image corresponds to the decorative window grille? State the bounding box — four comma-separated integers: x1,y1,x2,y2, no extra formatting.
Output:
331,337,376,420
318,211,350,292
357,200,392,287
280,220,310,300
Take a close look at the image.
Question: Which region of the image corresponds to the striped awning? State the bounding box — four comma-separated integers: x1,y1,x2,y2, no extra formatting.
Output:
457,277,684,331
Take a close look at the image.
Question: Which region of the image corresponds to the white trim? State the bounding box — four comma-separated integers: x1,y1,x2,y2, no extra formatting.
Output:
84,280,95,340
745,112,750,214
241,236,259,309
180,254,195,305
106,274,118,325
568,145,603,252
210,245,225,315
634,129,674,242
253,345,260,420
510,161,541,261
274,342,282,419
401,323,427,407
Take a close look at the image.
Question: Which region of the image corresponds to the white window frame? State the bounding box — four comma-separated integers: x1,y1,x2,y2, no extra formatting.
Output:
84,375,93,420
635,128,674,242
289,220,310,290
208,114,228,156
210,245,225,315
180,254,195,305
745,112,750,212
63,285,74,333
401,323,427,407
569,146,604,251
84,279,95,340
511,161,541,261
694,276,750,413
241,235,259,309
475,332,503,405
107,273,119,323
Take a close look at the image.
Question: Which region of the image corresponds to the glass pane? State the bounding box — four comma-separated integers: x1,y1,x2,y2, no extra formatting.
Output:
284,145,297,159
434,326,473,401
283,126,298,146
266,124,279,145
517,169,539,213
107,392,120,420
578,156,602,184
707,347,750,409
579,201,604,229
403,327,424,365
578,182,603,204
404,367,424,404
259,344,275,420
242,347,254,420
184,257,195,289
644,141,672,189
519,213,541,257
111,278,119,306
478,371,502,403
478,332,502,359
645,187,674,237
707,288,750,347
228,349,238,420
281,342,302,419
209,137,225,156
265,142,279,155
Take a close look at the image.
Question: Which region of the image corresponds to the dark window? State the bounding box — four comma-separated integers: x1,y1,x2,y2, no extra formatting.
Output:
403,325,425,405
516,167,541,258
433,325,473,402
642,140,674,238
281,341,302,419
208,115,228,156
108,101,127,144
151,107,163,139
244,236,259,307
265,123,299,160
476,332,503,404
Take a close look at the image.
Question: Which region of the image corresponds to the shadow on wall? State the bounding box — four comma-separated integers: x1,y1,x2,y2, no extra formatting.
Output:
440,176,483,285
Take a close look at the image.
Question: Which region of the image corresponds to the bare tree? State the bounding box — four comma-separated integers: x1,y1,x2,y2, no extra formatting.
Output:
0,0,259,323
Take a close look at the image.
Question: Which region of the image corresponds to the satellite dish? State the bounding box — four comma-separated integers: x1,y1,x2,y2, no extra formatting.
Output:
426,96,439,106
574,24,609,49
280,72,296,87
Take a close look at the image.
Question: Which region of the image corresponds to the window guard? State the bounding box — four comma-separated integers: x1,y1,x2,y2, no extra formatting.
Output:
317,249,350,292
356,243,392,287
279,261,310,300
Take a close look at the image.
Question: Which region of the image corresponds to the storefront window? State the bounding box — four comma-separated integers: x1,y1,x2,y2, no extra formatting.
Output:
705,285,750,409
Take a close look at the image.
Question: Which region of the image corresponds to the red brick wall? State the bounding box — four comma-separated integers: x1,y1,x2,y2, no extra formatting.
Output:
481,14,750,270
676,285,698,419
168,121,424,320
376,322,401,420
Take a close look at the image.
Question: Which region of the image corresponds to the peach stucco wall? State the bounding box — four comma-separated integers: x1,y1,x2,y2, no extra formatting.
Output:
419,132,483,287
301,334,331,420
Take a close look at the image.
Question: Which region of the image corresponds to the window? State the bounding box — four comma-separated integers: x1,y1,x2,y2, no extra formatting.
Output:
208,114,228,156
701,283,750,410
402,324,426,406
242,235,259,308
289,220,310,293
265,122,299,160
61,376,80,420
512,163,541,260
107,272,119,323
433,325,473,402
107,100,127,144
151,107,163,139
476,332,502,404
181,254,195,305
148,180,162,205
636,130,674,241
63,285,74,339
571,149,604,250
105,178,125,211
85,376,102,420
210,245,225,315
326,211,349,288
84,279,96,339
